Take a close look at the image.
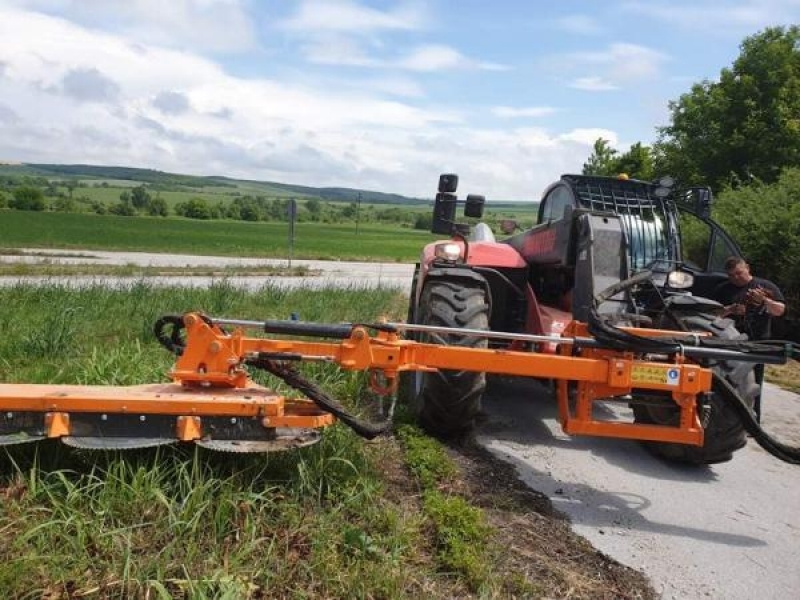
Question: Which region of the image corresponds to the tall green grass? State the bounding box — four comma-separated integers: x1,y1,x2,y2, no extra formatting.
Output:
0,282,435,597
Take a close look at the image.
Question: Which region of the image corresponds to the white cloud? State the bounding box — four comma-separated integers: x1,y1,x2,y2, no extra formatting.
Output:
6,0,258,53
0,7,609,199
556,43,668,91
280,0,425,33
395,44,508,72
570,77,618,91
492,106,558,118
622,0,800,32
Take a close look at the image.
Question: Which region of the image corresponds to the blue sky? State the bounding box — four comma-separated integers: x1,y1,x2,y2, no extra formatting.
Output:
0,1,798,199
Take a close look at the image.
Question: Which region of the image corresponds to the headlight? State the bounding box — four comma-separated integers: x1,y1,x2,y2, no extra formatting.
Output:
667,270,694,289
434,242,462,262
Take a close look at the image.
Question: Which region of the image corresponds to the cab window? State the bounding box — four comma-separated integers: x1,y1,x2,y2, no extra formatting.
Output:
538,186,574,224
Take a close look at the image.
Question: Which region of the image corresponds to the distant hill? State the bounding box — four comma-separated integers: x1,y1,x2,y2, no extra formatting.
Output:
5,163,429,206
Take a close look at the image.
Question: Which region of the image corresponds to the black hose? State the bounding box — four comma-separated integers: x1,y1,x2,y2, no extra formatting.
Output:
712,373,800,464
247,358,392,440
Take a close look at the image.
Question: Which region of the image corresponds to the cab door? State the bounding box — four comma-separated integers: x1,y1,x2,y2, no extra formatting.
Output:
677,206,743,299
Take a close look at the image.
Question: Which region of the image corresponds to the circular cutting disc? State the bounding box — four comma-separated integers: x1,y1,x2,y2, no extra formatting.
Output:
62,437,176,450
196,429,321,453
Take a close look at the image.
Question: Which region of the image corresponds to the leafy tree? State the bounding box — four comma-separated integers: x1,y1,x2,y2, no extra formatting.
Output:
583,138,655,180
10,186,46,211
147,196,169,217
0,192,7,208
175,197,211,219
131,185,151,211
109,197,136,216
712,167,800,305
305,198,321,218
582,139,619,176
52,197,77,212
414,213,432,230
656,26,800,190
614,142,655,181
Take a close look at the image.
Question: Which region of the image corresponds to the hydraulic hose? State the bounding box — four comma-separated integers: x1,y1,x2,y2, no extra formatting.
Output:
247,358,393,440
713,373,800,464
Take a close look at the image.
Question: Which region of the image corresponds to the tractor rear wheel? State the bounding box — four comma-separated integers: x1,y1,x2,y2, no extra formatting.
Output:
413,279,490,437
632,314,759,464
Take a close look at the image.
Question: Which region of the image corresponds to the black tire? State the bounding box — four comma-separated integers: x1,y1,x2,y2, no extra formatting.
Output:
398,266,421,413
632,314,759,464
414,279,490,437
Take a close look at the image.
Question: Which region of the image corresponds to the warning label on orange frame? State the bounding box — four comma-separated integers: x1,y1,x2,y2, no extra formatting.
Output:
631,365,680,386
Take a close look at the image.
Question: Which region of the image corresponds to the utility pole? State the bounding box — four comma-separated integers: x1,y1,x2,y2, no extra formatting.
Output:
287,198,297,270
355,192,361,235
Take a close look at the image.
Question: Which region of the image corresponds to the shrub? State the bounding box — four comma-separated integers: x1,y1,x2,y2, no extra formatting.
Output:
10,186,46,211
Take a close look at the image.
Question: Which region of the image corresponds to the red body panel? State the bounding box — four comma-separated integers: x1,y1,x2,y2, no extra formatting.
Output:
420,239,527,270
416,238,568,349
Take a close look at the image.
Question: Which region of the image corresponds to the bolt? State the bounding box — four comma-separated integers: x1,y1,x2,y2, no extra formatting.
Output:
140,415,146,422
184,314,197,326
230,418,237,424
209,341,222,354
6,412,12,419
101,414,108,421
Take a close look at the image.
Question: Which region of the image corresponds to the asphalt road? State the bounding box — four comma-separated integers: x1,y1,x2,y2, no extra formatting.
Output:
4,248,800,598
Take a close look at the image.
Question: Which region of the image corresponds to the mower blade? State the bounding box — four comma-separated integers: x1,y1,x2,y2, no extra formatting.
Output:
0,433,45,446
197,428,321,453
62,437,175,450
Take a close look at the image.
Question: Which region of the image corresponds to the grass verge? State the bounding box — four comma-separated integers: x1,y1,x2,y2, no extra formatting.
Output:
0,282,654,598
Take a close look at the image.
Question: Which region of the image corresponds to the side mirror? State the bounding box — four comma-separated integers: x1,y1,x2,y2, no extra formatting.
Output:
431,192,457,234
690,186,713,219
438,173,458,194
464,194,485,218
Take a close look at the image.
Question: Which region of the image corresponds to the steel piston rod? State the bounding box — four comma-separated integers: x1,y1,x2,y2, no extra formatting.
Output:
211,317,787,365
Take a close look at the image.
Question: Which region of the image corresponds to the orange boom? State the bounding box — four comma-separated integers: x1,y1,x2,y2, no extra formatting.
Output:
0,310,751,454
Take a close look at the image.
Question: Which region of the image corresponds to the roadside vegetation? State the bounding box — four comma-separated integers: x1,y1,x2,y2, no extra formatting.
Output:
0,283,652,598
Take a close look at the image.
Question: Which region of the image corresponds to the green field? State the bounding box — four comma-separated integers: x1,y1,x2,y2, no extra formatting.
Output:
0,210,438,261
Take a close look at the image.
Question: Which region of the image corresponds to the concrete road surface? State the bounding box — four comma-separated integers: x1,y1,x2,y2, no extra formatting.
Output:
478,379,800,600
0,248,415,292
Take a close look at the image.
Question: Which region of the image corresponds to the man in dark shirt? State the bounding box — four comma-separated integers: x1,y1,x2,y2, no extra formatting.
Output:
713,256,786,420
714,257,786,340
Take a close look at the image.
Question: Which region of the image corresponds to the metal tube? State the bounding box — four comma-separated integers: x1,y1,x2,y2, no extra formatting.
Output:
213,318,786,364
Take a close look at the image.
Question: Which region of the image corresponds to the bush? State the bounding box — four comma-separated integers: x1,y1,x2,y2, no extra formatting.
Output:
175,197,211,220
10,186,46,211
147,196,169,217
109,199,136,216
714,167,800,305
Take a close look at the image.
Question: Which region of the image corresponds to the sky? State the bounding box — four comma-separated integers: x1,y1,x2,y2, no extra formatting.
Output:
0,1,798,200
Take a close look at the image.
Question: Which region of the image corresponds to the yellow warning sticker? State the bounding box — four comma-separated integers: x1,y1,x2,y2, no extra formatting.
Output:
631,365,681,386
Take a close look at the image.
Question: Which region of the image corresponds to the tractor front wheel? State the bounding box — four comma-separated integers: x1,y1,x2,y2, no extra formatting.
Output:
414,279,490,437
632,314,759,464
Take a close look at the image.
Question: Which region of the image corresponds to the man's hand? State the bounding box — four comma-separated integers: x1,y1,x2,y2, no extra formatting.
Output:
745,286,772,307
724,303,746,316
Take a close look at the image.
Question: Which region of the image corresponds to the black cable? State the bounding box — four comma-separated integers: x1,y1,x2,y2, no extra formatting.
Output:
247,358,392,440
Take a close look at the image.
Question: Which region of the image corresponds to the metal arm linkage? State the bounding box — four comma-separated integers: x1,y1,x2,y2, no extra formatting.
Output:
0,312,717,452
